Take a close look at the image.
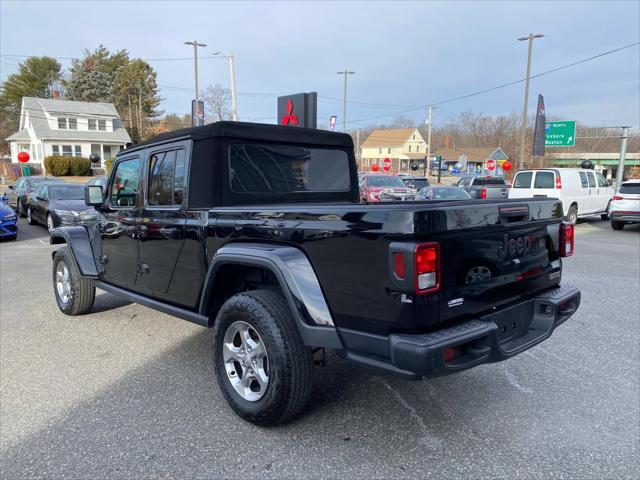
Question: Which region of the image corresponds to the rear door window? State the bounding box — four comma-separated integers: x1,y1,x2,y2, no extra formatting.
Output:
579,171,588,188
534,171,555,189
513,172,533,188
586,171,596,188
148,149,186,206
472,177,485,186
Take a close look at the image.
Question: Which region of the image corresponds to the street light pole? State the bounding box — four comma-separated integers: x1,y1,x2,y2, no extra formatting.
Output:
212,51,238,121
337,69,355,132
517,33,544,171
616,126,630,187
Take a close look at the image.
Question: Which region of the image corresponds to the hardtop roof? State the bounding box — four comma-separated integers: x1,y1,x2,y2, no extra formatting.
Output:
121,121,354,154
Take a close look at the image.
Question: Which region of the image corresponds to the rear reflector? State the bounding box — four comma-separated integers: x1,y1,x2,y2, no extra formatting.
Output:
393,252,405,279
415,243,440,294
443,347,456,362
480,187,487,199
559,223,574,257
555,175,562,189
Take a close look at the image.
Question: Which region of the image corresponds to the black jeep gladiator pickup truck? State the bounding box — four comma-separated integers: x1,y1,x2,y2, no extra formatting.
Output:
50,121,580,425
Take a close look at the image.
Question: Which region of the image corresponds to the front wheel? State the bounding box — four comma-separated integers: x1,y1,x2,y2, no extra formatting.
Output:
27,207,36,225
47,214,55,232
565,205,578,225
52,246,96,315
601,202,611,221
18,200,27,218
212,289,313,426
611,220,624,231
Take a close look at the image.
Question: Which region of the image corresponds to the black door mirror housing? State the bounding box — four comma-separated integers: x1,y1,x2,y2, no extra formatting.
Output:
8,185,15,190
606,179,613,186
85,185,104,207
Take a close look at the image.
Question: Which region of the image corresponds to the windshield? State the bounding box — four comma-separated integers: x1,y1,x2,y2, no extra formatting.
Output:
433,188,471,200
367,176,405,187
405,178,429,190
49,185,85,201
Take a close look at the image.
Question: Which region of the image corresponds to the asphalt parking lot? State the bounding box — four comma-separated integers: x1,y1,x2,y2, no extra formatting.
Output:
1,218,638,479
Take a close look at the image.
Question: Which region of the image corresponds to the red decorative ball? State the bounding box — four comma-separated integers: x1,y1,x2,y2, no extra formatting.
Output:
17,151,30,163
502,161,512,171
371,163,379,172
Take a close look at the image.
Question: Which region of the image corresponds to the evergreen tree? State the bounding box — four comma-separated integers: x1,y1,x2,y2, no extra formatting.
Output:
65,45,129,102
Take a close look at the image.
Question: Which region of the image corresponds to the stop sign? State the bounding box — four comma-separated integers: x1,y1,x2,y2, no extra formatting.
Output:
485,159,496,171
382,157,392,172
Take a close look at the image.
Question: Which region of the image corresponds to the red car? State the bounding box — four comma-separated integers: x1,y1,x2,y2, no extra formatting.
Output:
359,174,415,202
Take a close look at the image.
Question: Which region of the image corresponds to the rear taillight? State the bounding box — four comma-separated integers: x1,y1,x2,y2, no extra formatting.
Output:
613,195,624,200
559,223,574,257
480,187,487,199
555,175,562,189
415,243,440,294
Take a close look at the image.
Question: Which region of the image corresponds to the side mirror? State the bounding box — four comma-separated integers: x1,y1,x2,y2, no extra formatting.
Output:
36,195,44,201
85,185,104,207
606,179,613,186
8,185,15,190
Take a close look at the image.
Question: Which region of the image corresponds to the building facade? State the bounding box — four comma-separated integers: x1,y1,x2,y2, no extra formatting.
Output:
436,147,509,174
360,128,428,174
5,97,131,172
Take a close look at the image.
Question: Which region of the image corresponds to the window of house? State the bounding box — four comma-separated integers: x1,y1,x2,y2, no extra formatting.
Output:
103,145,111,158
416,145,420,152
68,118,78,130
148,149,185,206
88,119,97,131
52,145,59,156
387,148,391,154
58,118,67,129
378,148,382,154
74,145,82,157
408,145,412,153
412,134,415,139
98,120,106,131
62,145,73,157
110,157,140,207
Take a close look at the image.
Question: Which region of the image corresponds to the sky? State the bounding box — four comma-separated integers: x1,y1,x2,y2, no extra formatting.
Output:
1,0,639,131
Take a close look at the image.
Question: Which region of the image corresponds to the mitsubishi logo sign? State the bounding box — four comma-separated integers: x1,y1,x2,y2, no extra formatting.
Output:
277,92,317,129
281,99,299,125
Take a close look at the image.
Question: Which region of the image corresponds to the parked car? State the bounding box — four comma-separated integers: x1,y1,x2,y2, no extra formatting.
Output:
610,179,640,230
0,195,18,240
86,176,108,189
416,185,472,200
402,176,430,192
27,183,93,231
359,174,415,202
508,168,614,224
457,175,508,199
49,121,580,426
4,176,65,217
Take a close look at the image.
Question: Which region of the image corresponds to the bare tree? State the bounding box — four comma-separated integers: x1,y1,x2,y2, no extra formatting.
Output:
201,83,231,122
391,114,416,128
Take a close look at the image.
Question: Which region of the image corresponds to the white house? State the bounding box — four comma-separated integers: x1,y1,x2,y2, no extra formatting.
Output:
5,97,131,171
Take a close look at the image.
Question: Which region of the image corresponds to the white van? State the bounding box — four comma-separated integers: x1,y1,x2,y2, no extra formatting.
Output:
508,168,614,224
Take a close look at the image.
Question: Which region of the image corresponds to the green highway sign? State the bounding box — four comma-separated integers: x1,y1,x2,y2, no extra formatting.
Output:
545,121,576,147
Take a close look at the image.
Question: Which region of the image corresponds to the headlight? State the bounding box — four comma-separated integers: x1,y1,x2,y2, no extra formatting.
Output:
3,213,16,222
77,209,98,221
54,209,80,218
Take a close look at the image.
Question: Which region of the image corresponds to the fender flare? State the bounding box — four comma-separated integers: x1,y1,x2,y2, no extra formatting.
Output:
199,243,342,349
49,226,99,278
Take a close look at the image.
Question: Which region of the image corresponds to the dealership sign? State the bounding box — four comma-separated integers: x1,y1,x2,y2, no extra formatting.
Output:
277,92,318,129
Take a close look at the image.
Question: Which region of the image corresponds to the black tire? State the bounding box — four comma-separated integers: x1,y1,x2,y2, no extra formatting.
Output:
27,207,36,225
565,205,578,225
611,220,624,231
52,246,96,315
17,199,26,218
212,289,313,426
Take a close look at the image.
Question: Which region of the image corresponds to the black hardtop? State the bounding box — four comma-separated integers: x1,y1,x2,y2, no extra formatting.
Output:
120,121,354,154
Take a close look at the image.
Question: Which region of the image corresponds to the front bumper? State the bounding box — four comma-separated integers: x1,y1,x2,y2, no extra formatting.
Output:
0,220,18,237
340,284,581,378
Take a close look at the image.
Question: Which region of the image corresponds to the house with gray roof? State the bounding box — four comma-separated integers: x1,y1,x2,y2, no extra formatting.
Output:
5,97,131,170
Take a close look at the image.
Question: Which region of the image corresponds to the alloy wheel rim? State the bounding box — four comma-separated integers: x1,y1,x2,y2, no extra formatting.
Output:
466,265,492,284
55,261,72,304
47,215,54,232
222,320,269,402
27,208,31,223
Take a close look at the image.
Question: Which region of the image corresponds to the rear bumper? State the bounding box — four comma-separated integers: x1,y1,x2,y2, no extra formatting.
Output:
611,212,640,223
339,284,581,378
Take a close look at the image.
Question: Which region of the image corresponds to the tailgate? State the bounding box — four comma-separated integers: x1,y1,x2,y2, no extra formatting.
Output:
486,186,509,199
412,198,564,327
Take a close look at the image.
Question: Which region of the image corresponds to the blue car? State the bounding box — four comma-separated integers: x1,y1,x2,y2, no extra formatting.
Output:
0,195,18,240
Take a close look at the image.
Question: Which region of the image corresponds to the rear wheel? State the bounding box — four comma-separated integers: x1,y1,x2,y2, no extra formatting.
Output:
52,246,96,315
17,199,26,218
565,205,578,225
27,207,36,225
611,220,624,231
212,289,313,426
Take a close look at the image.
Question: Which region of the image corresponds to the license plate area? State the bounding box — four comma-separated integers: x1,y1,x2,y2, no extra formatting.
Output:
484,301,534,342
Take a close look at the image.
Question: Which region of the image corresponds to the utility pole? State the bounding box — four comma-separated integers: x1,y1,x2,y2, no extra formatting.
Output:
337,69,355,132
356,127,361,167
212,51,238,121
185,40,207,124
616,126,630,187
517,33,544,171
424,105,433,177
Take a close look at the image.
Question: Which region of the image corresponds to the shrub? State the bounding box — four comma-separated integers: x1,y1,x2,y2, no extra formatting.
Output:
105,157,114,173
44,156,91,176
